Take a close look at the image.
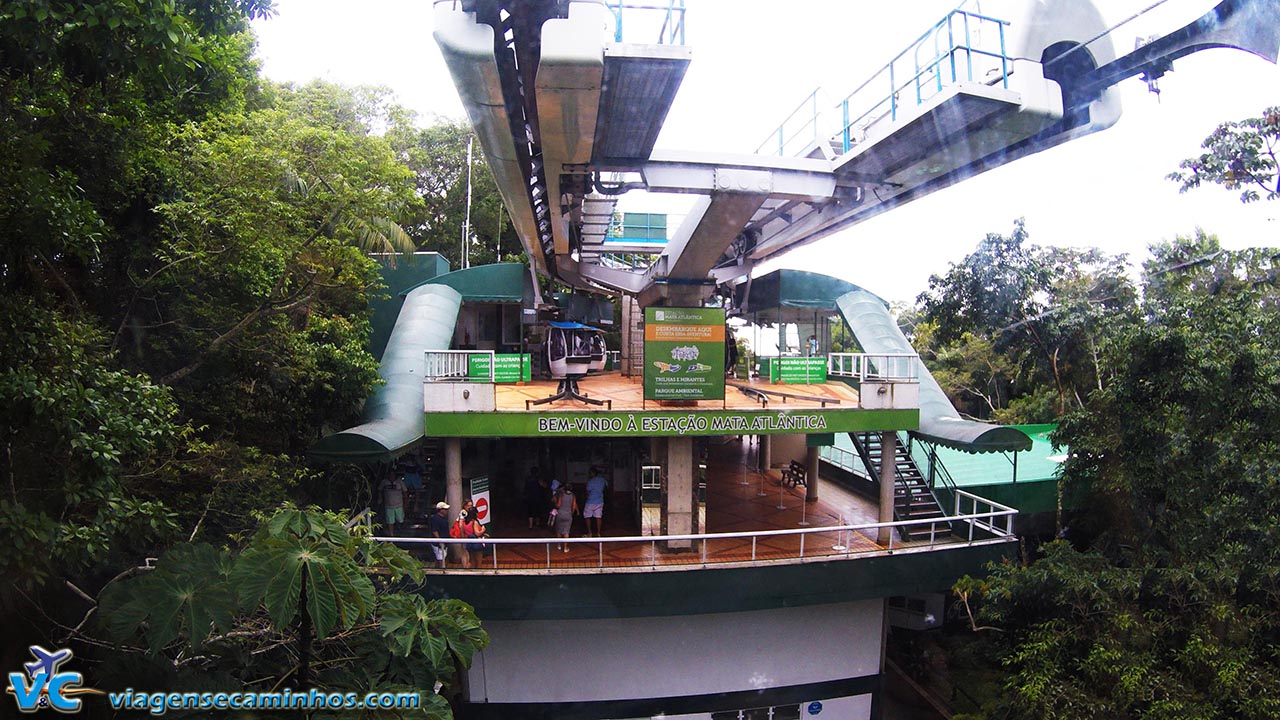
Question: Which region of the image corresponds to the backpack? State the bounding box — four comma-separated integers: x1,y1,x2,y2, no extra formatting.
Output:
450,518,464,539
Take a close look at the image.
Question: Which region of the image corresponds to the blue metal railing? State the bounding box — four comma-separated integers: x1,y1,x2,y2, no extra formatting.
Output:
756,2,1014,158
610,0,686,45
840,6,1010,152
754,88,821,157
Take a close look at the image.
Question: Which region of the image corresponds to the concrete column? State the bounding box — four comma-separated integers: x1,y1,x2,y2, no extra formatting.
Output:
805,444,820,503
446,438,464,563
665,437,694,550
758,434,772,472
877,432,897,546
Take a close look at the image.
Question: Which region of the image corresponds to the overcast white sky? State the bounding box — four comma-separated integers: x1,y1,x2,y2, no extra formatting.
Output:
253,0,1280,303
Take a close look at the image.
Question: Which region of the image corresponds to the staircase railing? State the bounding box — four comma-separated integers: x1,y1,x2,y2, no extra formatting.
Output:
850,431,951,540
424,350,495,382
828,352,918,382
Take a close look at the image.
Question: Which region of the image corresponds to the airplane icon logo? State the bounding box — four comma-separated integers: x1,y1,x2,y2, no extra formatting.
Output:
23,647,72,682
7,645,97,714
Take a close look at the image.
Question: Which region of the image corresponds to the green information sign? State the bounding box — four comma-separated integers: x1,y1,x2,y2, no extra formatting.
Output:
643,307,726,401
467,353,532,383
770,357,827,384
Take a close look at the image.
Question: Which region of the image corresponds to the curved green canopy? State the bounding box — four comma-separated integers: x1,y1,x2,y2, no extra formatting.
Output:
836,290,1031,454
310,284,463,462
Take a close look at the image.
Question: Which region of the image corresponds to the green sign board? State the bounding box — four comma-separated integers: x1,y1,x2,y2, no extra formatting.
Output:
423,408,918,438
467,353,532,383
769,357,827,384
643,307,726,401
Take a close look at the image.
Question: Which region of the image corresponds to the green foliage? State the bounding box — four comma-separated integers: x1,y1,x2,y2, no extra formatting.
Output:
100,543,236,653
389,117,517,268
233,510,379,639
0,298,180,590
1169,106,1280,203
98,506,485,715
380,596,486,672
915,220,1137,421
0,4,492,714
955,234,1280,719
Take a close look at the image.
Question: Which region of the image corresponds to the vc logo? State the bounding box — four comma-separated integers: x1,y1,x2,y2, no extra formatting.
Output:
7,646,88,714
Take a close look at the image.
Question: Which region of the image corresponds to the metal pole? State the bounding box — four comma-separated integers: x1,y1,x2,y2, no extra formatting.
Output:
463,134,474,269
495,205,503,260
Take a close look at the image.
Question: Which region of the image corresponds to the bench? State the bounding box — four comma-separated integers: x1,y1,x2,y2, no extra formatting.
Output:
781,460,807,488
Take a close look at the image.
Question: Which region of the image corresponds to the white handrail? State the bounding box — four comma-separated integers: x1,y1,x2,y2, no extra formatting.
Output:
374,503,1016,571
819,444,860,471
827,353,919,382
424,350,495,382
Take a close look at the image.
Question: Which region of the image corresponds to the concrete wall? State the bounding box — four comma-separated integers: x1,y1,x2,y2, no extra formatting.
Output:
770,432,807,469
468,599,883,705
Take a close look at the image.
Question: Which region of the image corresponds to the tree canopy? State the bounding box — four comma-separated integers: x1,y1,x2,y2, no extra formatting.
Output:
945,106,1280,720
913,219,1137,423
0,3,494,714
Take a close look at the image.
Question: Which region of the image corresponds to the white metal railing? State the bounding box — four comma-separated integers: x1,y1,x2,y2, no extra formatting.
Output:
819,443,860,472
374,503,1016,572
954,488,1016,538
828,353,919,382
424,350,494,382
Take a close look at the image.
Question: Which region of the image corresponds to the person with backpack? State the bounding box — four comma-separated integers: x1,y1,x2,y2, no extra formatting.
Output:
459,500,489,568
450,500,473,567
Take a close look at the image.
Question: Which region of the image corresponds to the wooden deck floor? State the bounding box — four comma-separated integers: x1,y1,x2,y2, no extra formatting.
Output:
493,372,861,413
402,438,959,572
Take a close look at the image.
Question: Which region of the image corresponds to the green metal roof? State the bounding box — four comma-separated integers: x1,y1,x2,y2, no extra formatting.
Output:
833,424,1064,514
913,424,1063,487
410,262,532,304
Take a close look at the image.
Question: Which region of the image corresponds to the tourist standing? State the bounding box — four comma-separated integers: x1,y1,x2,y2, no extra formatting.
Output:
462,501,488,568
428,501,450,569
584,467,608,537
381,472,406,536
552,483,577,551
524,466,548,530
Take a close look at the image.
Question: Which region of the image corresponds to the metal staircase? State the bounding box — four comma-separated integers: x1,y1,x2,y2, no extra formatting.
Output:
849,432,951,541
